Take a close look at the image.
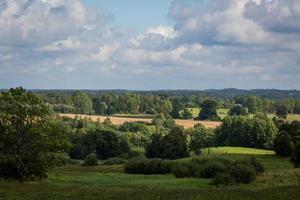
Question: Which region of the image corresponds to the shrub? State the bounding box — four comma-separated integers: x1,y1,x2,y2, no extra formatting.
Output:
201,161,226,178
124,158,171,174
274,132,294,157
230,164,256,184
172,163,191,178
212,173,236,185
291,143,300,167
102,158,126,165
248,157,264,174
118,150,144,159
83,153,98,166
48,153,68,167
69,144,88,159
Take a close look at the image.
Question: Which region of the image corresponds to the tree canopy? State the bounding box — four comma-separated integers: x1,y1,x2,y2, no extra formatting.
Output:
0,88,71,181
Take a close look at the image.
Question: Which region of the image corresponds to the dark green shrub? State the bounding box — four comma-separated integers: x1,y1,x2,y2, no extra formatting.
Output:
274,132,294,157
291,143,300,167
230,164,256,184
212,173,236,185
66,159,81,165
83,153,98,166
69,144,88,159
48,153,68,167
249,157,264,174
118,150,144,159
172,163,191,178
124,158,171,174
201,161,226,178
102,158,126,165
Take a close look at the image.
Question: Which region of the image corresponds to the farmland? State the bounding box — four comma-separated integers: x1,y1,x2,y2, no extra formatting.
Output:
1,147,300,200
59,113,222,129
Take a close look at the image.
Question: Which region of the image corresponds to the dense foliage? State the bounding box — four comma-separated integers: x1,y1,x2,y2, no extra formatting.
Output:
36,90,300,116
215,116,277,149
197,99,220,121
0,88,71,181
228,104,248,116
188,124,215,155
145,126,188,160
124,158,172,174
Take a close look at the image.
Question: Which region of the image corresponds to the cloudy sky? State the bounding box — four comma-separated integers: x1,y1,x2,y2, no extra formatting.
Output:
0,0,300,90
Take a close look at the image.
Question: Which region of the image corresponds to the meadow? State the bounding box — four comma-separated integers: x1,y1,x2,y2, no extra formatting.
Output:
1,147,299,200
186,108,300,121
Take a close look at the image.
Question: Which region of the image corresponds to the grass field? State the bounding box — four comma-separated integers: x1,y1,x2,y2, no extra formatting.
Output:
202,147,275,155
187,108,300,121
1,147,299,200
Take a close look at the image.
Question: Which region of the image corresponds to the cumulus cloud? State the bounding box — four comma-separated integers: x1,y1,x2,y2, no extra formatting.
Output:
0,0,299,89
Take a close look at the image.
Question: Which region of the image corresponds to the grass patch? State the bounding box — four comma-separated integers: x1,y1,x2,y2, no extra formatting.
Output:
202,147,275,155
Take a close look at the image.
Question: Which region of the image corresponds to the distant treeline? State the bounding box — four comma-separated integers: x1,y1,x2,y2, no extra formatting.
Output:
27,88,300,99
34,90,300,117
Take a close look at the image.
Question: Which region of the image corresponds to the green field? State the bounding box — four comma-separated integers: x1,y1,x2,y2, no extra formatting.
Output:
1,147,300,200
187,108,300,121
202,147,275,155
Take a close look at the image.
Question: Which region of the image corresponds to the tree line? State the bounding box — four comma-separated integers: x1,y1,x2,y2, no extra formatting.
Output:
37,91,300,118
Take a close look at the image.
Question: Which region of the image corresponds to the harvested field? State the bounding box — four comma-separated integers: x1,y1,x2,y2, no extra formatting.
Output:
59,114,221,129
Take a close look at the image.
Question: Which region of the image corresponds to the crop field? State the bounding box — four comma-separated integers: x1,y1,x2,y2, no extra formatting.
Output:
59,114,222,129
1,147,299,200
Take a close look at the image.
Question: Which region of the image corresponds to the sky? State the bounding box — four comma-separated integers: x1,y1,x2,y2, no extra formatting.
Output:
0,0,300,90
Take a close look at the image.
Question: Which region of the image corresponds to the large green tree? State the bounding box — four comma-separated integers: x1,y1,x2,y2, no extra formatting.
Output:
198,99,220,121
189,124,214,155
0,88,71,181
73,92,94,114
228,104,248,116
95,129,130,159
215,116,277,149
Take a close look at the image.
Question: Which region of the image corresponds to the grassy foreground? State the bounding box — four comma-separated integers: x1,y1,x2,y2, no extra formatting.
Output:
1,147,300,200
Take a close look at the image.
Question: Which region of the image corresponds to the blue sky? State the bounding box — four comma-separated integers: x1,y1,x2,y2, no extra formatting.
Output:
0,0,299,90
84,0,173,31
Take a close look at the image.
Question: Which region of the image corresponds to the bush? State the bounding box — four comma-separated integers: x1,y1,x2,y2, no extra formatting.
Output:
118,150,144,160
212,173,236,185
83,153,98,166
248,157,264,174
69,144,87,159
201,161,226,178
172,163,191,178
274,132,294,157
102,158,126,165
124,158,171,174
48,153,68,167
230,164,256,184
291,143,300,167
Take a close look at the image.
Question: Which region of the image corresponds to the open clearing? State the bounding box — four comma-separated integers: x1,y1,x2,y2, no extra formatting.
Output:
202,147,275,155
59,114,222,129
1,146,299,200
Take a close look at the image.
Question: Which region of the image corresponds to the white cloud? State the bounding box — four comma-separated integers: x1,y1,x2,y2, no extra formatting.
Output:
146,26,178,39
0,0,300,89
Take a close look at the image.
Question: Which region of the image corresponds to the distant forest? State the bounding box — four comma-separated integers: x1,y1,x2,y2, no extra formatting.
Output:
28,88,300,99
10,88,298,117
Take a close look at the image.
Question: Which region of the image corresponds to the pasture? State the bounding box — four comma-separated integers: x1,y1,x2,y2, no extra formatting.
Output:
1,147,300,200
